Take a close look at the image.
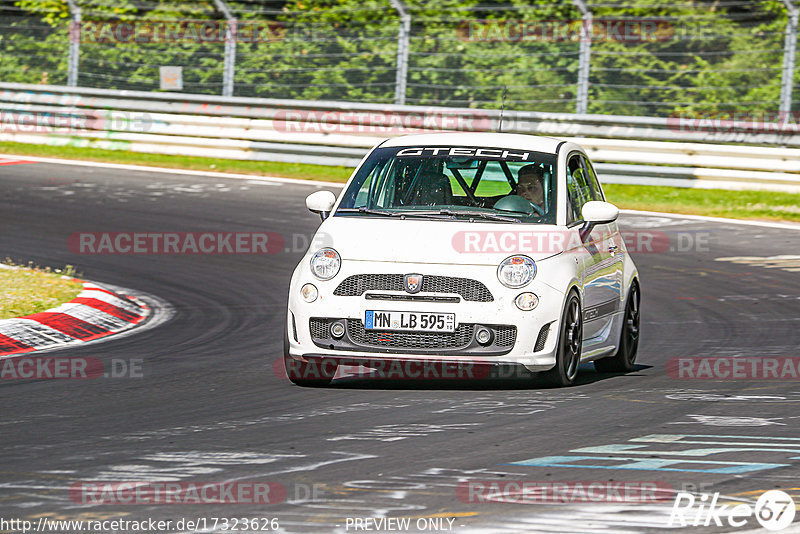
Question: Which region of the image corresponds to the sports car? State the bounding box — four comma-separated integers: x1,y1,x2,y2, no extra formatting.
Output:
285,132,640,387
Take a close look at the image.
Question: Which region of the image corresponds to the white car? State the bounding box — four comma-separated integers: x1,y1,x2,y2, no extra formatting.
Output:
285,132,640,387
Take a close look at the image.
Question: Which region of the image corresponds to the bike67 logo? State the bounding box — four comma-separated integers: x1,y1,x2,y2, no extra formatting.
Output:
669,489,796,531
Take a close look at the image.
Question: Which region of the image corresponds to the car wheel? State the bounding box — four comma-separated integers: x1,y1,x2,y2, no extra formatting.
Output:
594,282,640,373
284,332,337,387
545,292,582,387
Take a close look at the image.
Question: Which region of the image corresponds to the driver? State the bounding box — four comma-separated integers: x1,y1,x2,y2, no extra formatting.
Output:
516,164,545,207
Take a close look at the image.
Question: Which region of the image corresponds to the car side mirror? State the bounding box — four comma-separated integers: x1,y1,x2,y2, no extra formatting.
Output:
306,191,336,221
580,201,619,240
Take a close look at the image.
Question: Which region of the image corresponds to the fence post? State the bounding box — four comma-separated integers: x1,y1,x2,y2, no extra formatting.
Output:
65,0,81,87
213,0,237,97
389,0,410,106
780,0,798,114
572,0,592,115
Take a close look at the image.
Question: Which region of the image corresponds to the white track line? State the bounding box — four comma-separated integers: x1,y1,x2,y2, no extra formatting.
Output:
621,209,800,231
0,153,346,188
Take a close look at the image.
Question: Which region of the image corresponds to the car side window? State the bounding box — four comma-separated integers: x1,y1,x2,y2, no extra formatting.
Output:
353,158,392,208
580,155,604,202
566,154,591,223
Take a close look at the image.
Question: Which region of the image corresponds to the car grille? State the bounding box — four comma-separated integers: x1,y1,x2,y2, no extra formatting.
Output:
347,319,475,349
496,326,518,347
310,318,329,340
309,318,516,353
334,274,493,302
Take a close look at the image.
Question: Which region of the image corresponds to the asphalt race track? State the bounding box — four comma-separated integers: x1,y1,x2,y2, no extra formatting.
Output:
2,160,800,533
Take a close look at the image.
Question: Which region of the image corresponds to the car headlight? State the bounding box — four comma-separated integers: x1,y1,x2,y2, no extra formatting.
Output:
497,255,536,288
310,248,341,280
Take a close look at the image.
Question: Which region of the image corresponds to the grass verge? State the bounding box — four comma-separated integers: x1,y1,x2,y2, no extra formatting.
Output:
1,141,799,222
0,261,84,320
602,184,800,223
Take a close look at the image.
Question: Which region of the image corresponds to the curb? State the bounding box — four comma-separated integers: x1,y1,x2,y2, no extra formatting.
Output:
0,279,151,357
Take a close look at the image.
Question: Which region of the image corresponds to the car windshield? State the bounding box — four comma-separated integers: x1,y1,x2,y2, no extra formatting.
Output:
336,145,558,224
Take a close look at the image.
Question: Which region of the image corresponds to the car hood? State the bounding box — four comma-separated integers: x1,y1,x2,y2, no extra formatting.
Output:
317,216,566,265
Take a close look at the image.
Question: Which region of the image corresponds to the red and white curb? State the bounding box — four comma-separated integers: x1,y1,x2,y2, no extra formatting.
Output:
0,280,152,356
0,157,35,166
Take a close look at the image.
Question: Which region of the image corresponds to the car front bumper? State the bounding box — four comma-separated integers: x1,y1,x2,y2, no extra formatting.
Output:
287,260,567,372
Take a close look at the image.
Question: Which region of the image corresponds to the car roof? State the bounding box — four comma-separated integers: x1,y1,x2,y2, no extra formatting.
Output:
380,132,564,154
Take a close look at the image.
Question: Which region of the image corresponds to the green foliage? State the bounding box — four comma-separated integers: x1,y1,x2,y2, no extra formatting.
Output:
14,0,69,25
1,0,794,116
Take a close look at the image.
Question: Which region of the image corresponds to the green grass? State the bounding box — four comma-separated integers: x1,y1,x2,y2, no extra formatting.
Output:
0,262,84,319
603,184,800,222
2,141,799,222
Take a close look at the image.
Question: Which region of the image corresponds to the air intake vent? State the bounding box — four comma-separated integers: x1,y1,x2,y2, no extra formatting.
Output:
291,312,298,342
534,323,551,352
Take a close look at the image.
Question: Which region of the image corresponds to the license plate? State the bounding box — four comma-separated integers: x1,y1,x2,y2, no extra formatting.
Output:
365,310,455,332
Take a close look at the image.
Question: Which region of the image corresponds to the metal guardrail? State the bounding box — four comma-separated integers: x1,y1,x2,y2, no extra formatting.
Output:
1,83,799,192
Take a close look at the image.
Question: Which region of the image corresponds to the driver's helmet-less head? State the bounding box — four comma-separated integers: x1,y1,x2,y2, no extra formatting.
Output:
516,164,545,205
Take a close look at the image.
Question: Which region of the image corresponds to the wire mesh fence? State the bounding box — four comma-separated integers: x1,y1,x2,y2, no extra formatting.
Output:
0,0,797,118
0,1,71,86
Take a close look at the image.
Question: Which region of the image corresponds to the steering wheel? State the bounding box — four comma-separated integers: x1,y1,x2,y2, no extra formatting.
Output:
526,199,546,217
494,195,545,217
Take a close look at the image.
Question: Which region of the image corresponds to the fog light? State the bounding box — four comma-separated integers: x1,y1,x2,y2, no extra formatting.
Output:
301,283,318,303
330,321,345,339
476,327,493,345
515,292,539,311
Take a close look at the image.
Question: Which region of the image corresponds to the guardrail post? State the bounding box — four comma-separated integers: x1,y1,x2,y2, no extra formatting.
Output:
572,0,592,115
389,0,410,106
213,0,237,97
65,0,81,87
780,0,798,114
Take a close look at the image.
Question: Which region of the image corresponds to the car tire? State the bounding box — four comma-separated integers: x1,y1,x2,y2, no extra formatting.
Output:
594,281,640,373
545,291,582,387
284,332,337,387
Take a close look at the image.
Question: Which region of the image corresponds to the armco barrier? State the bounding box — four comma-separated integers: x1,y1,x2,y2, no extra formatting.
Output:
1,83,799,191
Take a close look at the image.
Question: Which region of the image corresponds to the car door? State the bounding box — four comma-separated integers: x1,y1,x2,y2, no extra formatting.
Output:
565,152,621,340
582,154,624,317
